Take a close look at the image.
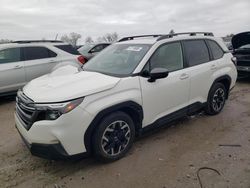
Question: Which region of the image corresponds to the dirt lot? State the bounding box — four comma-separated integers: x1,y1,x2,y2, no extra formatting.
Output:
0,78,249,188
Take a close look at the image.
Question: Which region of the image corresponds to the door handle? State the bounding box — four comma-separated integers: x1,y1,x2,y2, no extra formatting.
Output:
13,65,23,69
210,64,217,70
179,73,189,80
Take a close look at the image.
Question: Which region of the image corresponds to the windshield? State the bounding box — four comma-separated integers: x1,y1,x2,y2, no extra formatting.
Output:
83,43,151,76
239,44,250,49
78,44,95,54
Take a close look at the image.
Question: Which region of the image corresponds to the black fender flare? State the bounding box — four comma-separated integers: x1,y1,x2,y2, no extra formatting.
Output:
83,101,143,154
208,75,232,99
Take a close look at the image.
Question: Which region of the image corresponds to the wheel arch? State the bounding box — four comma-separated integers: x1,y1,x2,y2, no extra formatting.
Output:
84,101,143,154
210,75,231,99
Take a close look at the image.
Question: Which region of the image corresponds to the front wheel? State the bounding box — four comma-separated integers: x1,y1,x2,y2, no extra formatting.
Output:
93,111,135,162
205,83,227,115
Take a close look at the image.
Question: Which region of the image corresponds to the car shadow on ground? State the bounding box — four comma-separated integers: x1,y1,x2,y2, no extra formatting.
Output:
0,95,16,105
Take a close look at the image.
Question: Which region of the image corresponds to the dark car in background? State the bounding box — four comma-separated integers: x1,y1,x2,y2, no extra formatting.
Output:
78,43,110,62
232,31,250,77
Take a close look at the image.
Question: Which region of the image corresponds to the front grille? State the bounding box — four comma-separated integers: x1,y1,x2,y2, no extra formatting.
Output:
16,91,37,130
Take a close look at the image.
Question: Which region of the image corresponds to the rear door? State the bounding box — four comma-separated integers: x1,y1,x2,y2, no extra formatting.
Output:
0,47,26,93
182,39,216,105
23,46,59,81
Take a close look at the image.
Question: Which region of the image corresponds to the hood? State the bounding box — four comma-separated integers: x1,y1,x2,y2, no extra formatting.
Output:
23,65,120,103
232,31,250,49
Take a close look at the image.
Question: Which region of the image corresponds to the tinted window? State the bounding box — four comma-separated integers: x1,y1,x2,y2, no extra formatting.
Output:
91,45,104,53
183,40,210,66
207,40,224,59
24,47,57,61
55,45,80,55
0,48,21,64
150,42,183,72
103,44,110,48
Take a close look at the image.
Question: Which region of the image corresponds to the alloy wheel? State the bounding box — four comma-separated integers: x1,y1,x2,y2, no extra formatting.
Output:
101,120,131,156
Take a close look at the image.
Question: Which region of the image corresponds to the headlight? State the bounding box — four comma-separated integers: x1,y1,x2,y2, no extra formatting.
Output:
35,98,84,120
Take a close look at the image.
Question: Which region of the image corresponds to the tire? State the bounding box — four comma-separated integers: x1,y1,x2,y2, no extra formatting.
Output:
205,82,227,115
92,111,135,162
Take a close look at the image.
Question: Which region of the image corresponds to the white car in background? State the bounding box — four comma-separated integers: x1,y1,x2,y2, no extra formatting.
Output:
0,40,85,96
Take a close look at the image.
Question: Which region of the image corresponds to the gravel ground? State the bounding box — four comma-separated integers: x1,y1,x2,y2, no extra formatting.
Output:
0,78,249,188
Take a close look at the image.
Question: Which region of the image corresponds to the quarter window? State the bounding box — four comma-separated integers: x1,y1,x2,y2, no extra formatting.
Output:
0,48,21,64
150,42,184,72
183,40,210,66
24,47,57,61
207,40,224,60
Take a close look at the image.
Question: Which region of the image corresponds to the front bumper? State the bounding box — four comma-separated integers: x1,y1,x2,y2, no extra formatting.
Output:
15,105,94,159
16,126,70,160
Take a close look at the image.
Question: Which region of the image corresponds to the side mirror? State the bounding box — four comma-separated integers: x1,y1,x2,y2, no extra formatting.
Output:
148,68,169,82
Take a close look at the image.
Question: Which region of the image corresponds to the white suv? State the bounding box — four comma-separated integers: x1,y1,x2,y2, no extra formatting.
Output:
15,33,237,162
0,40,84,96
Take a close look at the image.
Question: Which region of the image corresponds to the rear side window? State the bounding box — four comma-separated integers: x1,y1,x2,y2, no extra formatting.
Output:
207,40,224,60
24,47,57,61
90,44,105,53
0,48,21,64
183,40,210,66
55,45,80,55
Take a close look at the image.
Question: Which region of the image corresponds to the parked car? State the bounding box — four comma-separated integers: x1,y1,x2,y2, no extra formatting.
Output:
78,43,110,61
232,31,250,77
15,32,237,162
0,40,85,96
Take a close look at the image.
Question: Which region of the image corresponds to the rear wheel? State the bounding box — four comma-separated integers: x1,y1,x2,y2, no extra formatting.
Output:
205,83,226,115
93,111,135,162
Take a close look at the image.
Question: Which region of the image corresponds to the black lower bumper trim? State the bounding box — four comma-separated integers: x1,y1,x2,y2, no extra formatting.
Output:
16,125,88,160
30,143,69,160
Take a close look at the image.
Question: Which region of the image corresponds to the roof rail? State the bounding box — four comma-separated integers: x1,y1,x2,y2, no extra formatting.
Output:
12,40,64,44
157,32,214,41
118,35,164,42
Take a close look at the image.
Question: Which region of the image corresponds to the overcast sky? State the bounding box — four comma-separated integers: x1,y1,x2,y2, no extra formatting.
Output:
0,0,249,43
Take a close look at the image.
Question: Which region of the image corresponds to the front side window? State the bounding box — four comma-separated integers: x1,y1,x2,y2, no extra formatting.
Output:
149,42,184,72
183,40,210,66
0,48,21,64
83,44,151,76
207,40,224,60
24,47,57,61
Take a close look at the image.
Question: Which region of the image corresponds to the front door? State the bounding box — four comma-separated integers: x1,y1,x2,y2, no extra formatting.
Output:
139,42,190,127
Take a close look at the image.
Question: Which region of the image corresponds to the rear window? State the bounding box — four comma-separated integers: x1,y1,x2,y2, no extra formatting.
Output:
24,47,57,61
183,40,210,66
55,45,80,55
207,40,224,60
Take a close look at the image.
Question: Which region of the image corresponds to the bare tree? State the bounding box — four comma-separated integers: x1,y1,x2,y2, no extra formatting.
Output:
61,32,82,47
85,36,94,44
97,32,119,43
169,29,175,35
0,39,11,44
